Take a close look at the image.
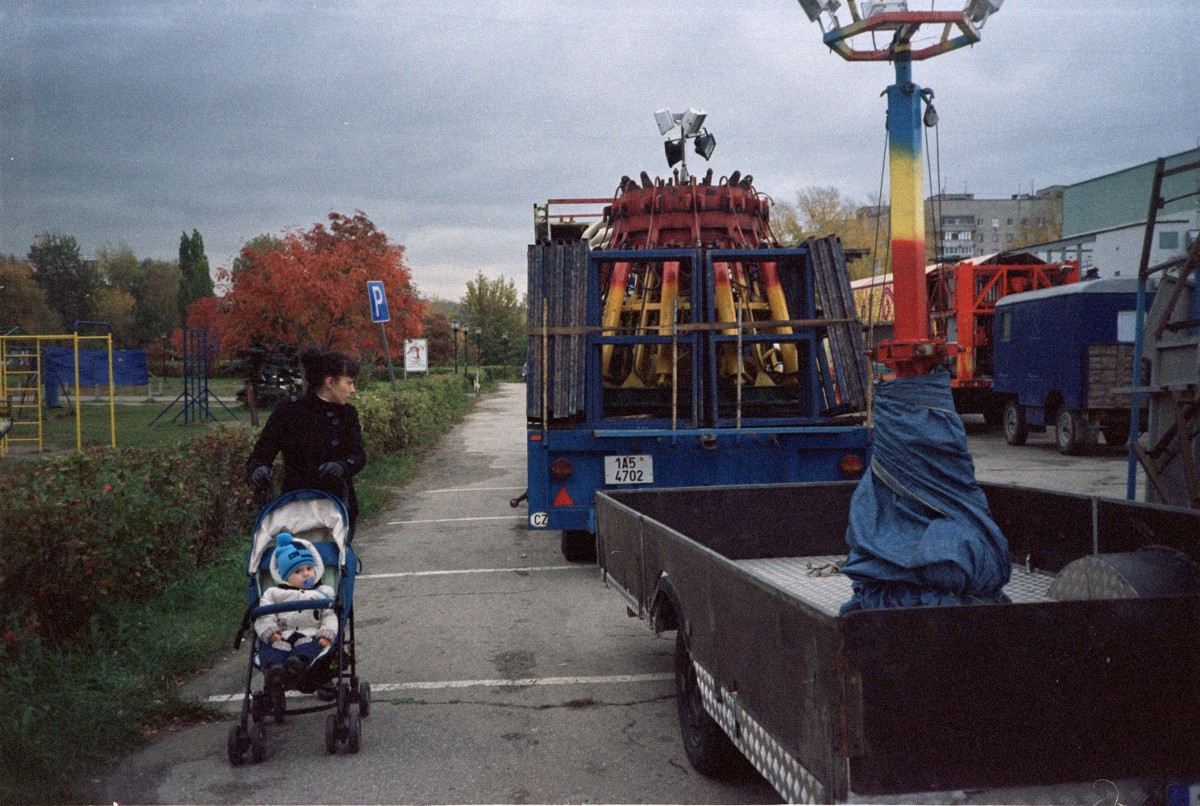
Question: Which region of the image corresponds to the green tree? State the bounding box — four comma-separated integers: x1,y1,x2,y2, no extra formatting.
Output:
0,259,58,333
29,234,98,330
131,259,182,346
92,246,182,348
460,272,525,366
178,229,214,322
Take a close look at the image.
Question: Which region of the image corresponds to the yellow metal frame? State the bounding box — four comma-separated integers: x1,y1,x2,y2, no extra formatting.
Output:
0,333,116,456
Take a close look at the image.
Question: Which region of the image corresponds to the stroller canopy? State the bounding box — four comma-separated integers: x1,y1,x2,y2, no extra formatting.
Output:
248,489,350,576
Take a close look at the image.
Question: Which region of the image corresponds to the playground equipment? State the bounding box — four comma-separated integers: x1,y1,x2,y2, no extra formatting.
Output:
0,333,117,456
152,328,236,425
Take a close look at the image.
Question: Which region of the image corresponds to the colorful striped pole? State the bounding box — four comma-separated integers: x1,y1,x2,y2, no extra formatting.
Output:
886,46,927,346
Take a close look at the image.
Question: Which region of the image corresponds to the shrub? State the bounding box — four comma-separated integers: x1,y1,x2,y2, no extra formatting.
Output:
355,375,471,456
0,427,257,649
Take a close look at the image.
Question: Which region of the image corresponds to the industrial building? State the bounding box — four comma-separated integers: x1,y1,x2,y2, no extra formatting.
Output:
1033,147,1199,278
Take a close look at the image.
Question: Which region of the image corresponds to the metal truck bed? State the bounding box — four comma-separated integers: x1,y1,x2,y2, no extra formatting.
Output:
738,556,1055,617
596,481,1200,803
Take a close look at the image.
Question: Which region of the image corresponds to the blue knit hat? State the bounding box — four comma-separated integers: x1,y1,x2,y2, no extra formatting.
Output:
273,532,316,584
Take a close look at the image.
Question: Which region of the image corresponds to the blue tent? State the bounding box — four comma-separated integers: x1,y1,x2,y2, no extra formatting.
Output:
42,348,149,407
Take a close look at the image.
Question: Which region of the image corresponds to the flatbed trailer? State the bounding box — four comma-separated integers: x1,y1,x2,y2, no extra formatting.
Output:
596,481,1200,803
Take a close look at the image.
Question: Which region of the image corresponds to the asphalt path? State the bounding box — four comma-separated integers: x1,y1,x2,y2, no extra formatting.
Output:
90,385,1137,804
93,383,778,805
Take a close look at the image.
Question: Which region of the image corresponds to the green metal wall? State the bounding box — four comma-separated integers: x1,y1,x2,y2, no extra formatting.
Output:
1063,148,1200,236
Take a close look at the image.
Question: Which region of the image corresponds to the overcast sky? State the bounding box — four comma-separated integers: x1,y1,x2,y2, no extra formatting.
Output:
2,1,1197,301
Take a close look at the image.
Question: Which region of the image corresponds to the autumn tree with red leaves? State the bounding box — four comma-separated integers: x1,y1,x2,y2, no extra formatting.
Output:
217,211,423,361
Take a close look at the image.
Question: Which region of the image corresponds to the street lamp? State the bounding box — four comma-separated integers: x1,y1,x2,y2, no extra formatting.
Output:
473,327,483,365
450,318,461,374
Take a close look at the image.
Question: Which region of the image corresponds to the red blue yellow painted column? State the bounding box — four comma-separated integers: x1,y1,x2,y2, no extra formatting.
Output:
886,45,927,346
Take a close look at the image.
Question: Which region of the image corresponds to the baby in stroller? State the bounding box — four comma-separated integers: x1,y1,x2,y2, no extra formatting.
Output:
255,533,337,689
228,489,368,765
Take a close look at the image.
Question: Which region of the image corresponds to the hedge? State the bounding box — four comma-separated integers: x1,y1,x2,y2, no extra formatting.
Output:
0,374,475,653
0,427,259,651
355,373,472,456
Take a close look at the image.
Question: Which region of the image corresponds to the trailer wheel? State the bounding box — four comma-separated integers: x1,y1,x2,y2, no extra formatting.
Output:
1055,408,1088,455
1002,399,1028,446
560,530,596,563
674,630,746,778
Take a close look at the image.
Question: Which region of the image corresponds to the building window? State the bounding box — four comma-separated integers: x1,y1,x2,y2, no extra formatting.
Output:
1006,234,1014,243
1006,218,1014,226
1159,231,1180,250
993,234,999,243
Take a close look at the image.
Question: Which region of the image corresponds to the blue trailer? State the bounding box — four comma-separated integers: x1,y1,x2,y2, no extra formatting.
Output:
993,276,1147,455
524,209,872,560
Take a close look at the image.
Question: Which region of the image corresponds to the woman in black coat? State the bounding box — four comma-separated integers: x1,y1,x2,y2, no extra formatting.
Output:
246,346,367,538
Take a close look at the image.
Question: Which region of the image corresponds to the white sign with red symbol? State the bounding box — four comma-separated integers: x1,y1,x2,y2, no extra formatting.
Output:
403,339,428,373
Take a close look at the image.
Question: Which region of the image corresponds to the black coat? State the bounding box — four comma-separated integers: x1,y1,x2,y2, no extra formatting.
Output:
246,390,366,523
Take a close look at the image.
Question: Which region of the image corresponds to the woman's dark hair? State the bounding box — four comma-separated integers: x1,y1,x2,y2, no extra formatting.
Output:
299,346,360,390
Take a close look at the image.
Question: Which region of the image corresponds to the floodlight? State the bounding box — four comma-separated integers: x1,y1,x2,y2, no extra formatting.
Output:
965,0,1004,26
694,131,716,161
680,108,707,137
654,108,675,135
664,138,685,167
796,0,840,22
862,1,907,17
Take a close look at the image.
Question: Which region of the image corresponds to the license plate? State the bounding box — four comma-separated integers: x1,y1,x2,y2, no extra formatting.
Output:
604,455,653,485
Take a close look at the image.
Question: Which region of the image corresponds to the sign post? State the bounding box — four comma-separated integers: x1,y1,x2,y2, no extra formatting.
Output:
367,281,398,392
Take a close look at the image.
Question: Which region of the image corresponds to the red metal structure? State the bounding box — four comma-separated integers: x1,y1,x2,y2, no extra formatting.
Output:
927,254,1078,418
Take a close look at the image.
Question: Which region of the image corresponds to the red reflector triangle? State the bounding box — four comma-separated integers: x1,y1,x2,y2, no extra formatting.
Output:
552,487,575,507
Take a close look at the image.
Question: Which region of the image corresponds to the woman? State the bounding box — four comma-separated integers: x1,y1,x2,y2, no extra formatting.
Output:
246,346,367,538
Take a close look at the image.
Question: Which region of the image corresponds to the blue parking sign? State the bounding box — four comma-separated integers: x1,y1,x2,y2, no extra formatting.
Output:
367,281,390,323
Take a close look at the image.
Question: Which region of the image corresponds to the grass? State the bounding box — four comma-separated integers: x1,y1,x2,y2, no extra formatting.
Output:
0,548,248,804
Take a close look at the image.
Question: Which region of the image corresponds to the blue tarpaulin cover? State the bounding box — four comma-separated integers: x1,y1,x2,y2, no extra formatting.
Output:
840,372,1011,612
41,348,149,407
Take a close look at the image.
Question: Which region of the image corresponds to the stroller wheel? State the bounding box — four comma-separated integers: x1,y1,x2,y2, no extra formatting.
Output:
250,723,267,764
227,724,247,766
347,711,362,753
272,688,286,724
358,680,371,718
325,713,339,755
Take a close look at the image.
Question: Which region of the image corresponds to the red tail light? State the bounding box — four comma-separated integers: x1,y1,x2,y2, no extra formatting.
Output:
550,458,573,480
840,454,865,477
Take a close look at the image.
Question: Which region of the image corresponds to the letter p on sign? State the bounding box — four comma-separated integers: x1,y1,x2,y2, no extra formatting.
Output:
367,281,390,323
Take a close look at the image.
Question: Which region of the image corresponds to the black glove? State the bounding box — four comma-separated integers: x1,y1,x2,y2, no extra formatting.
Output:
250,466,274,489
317,461,344,480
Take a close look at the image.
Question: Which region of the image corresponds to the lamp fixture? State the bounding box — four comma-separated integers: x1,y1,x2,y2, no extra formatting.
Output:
653,107,716,181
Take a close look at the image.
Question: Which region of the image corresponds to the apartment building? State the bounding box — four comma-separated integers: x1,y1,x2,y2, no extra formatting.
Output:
925,187,1064,262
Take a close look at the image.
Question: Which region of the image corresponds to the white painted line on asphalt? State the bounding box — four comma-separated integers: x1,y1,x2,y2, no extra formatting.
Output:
373,673,674,691
386,515,526,525
359,564,579,580
204,673,673,703
424,486,525,493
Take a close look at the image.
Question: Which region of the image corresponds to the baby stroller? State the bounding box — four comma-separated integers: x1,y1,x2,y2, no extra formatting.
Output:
228,488,370,764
